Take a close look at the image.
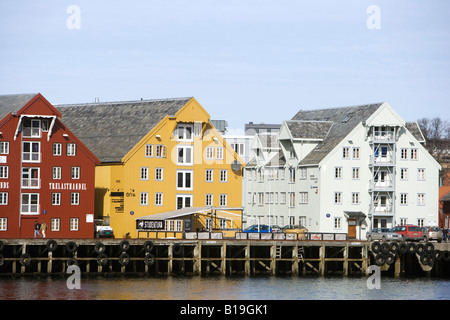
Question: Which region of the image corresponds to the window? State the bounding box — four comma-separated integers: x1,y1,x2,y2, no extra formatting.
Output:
216,147,224,160
155,193,163,206
23,141,40,162
0,218,6,231
280,192,286,204
334,192,342,205
220,170,228,182
205,147,214,160
71,167,80,179
417,193,425,206
0,142,9,155
258,193,264,206
51,218,60,231
205,169,213,182
71,192,80,205
342,147,350,159
177,124,193,141
352,192,360,204
400,168,408,181
401,148,408,160
352,147,360,159
400,193,408,205
0,192,8,205
219,218,228,229
279,169,285,180
165,220,182,232
219,194,227,207
231,143,244,156
0,166,8,179
145,144,153,157
70,218,79,231
417,219,425,227
194,122,202,137
334,217,342,229
289,192,295,207
400,218,407,225
177,146,193,165
410,149,418,160
67,143,76,156
140,192,148,206
418,168,426,181
299,192,308,204
289,147,296,159
299,168,307,180
53,143,62,156
155,168,163,181
23,118,41,137
140,167,148,180
289,168,296,183
53,167,61,180
155,145,166,158
352,168,360,180
21,193,39,214
52,193,61,205
22,168,40,188
205,194,213,207
176,194,192,209
335,167,342,179
177,170,193,190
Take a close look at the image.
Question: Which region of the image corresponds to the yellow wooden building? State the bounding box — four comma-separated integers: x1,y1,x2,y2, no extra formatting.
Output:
57,97,244,238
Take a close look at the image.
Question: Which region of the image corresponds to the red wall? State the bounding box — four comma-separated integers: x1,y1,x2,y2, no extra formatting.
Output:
0,94,99,238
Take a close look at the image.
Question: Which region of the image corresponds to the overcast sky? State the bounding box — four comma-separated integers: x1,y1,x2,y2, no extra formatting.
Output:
0,0,449,131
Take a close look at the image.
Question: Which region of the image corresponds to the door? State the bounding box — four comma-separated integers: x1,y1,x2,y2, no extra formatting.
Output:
348,218,357,239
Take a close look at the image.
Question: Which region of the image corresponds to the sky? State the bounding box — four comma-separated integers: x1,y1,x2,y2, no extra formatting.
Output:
0,0,449,132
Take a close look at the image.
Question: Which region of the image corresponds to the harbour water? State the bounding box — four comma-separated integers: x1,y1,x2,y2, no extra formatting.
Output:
1,275,450,300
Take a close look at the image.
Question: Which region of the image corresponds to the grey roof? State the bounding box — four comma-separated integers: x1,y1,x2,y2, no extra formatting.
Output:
0,93,39,120
286,120,333,140
266,150,286,167
257,133,279,149
405,122,425,142
292,103,384,165
56,97,193,163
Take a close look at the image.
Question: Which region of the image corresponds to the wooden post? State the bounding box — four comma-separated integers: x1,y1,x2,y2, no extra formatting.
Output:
343,244,349,277
221,242,226,276
168,244,173,275
292,244,299,276
193,241,200,276
244,242,250,276
270,244,276,276
47,251,52,274
319,245,325,276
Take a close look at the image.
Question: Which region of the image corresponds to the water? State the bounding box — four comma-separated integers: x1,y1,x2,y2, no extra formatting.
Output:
1,275,450,300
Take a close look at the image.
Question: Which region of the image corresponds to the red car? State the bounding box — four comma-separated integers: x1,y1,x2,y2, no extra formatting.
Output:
392,225,424,241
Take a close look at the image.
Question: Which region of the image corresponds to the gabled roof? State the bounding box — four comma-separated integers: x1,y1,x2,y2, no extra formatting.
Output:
405,122,425,142
56,97,193,163
285,120,333,140
0,93,39,121
292,103,383,165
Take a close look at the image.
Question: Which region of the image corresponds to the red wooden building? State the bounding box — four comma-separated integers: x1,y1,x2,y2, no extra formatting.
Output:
0,93,100,238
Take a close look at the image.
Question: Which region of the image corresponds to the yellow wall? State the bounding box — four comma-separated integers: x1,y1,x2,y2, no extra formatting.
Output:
97,98,244,238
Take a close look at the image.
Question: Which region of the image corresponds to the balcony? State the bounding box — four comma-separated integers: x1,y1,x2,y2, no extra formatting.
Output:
370,130,395,143
369,155,395,166
370,205,394,216
22,178,41,189
369,179,394,192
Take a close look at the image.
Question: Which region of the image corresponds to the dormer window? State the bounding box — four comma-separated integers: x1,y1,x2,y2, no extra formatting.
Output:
23,119,41,138
177,124,193,141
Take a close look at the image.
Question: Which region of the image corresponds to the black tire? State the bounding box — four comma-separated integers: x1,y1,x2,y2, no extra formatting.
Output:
173,243,182,255
119,240,130,252
0,240,4,252
118,253,130,266
389,242,399,254
434,250,442,261
66,241,77,254
386,253,396,265
97,253,108,266
67,257,78,267
420,253,434,266
407,243,416,254
144,253,155,266
0,254,4,266
375,253,386,266
94,242,105,254
46,240,58,252
443,251,450,261
398,242,407,254
19,253,31,266
143,241,154,253
425,242,434,254
416,243,425,255
380,242,390,255
371,241,381,253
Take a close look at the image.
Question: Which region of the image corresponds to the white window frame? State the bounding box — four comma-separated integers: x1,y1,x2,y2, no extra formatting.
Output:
53,167,61,180
334,217,342,230
0,166,8,179
52,193,61,205
205,146,214,160
0,218,7,231
334,192,342,205
205,169,213,182
177,145,193,166
410,148,418,160
22,141,40,163
145,144,153,158
220,170,228,183
342,147,350,159
71,167,80,180
418,168,426,181
299,192,308,204
216,147,224,160
51,218,60,232
352,167,360,180
417,193,425,206
70,218,79,231
219,194,227,207
177,170,193,190
140,167,149,181
21,193,39,215
53,143,62,156
155,168,163,181
176,194,193,210
400,193,408,206
400,148,408,160
400,168,408,181
155,192,163,206
352,147,360,159
140,192,148,206
335,167,342,179
71,192,80,205
205,194,213,207
352,192,360,205
155,145,166,158
177,124,193,142
0,141,9,155
0,192,8,205
289,192,295,208
21,167,40,189
67,143,76,156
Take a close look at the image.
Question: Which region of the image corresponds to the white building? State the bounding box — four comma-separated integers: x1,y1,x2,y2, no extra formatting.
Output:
244,102,442,239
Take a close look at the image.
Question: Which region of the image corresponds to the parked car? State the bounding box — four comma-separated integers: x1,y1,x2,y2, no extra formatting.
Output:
282,225,308,234
423,226,443,242
366,228,403,242
269,225,283,233
243,224,272,233
391,225,424,241
94,219,114,238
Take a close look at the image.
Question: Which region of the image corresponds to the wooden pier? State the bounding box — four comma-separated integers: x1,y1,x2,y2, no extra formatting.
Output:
0,238,449,277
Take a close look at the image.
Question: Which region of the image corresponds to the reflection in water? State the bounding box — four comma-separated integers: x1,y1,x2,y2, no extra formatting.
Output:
1,275,450,300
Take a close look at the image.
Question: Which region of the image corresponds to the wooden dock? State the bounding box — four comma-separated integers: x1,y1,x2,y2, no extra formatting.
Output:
0,238,449,277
